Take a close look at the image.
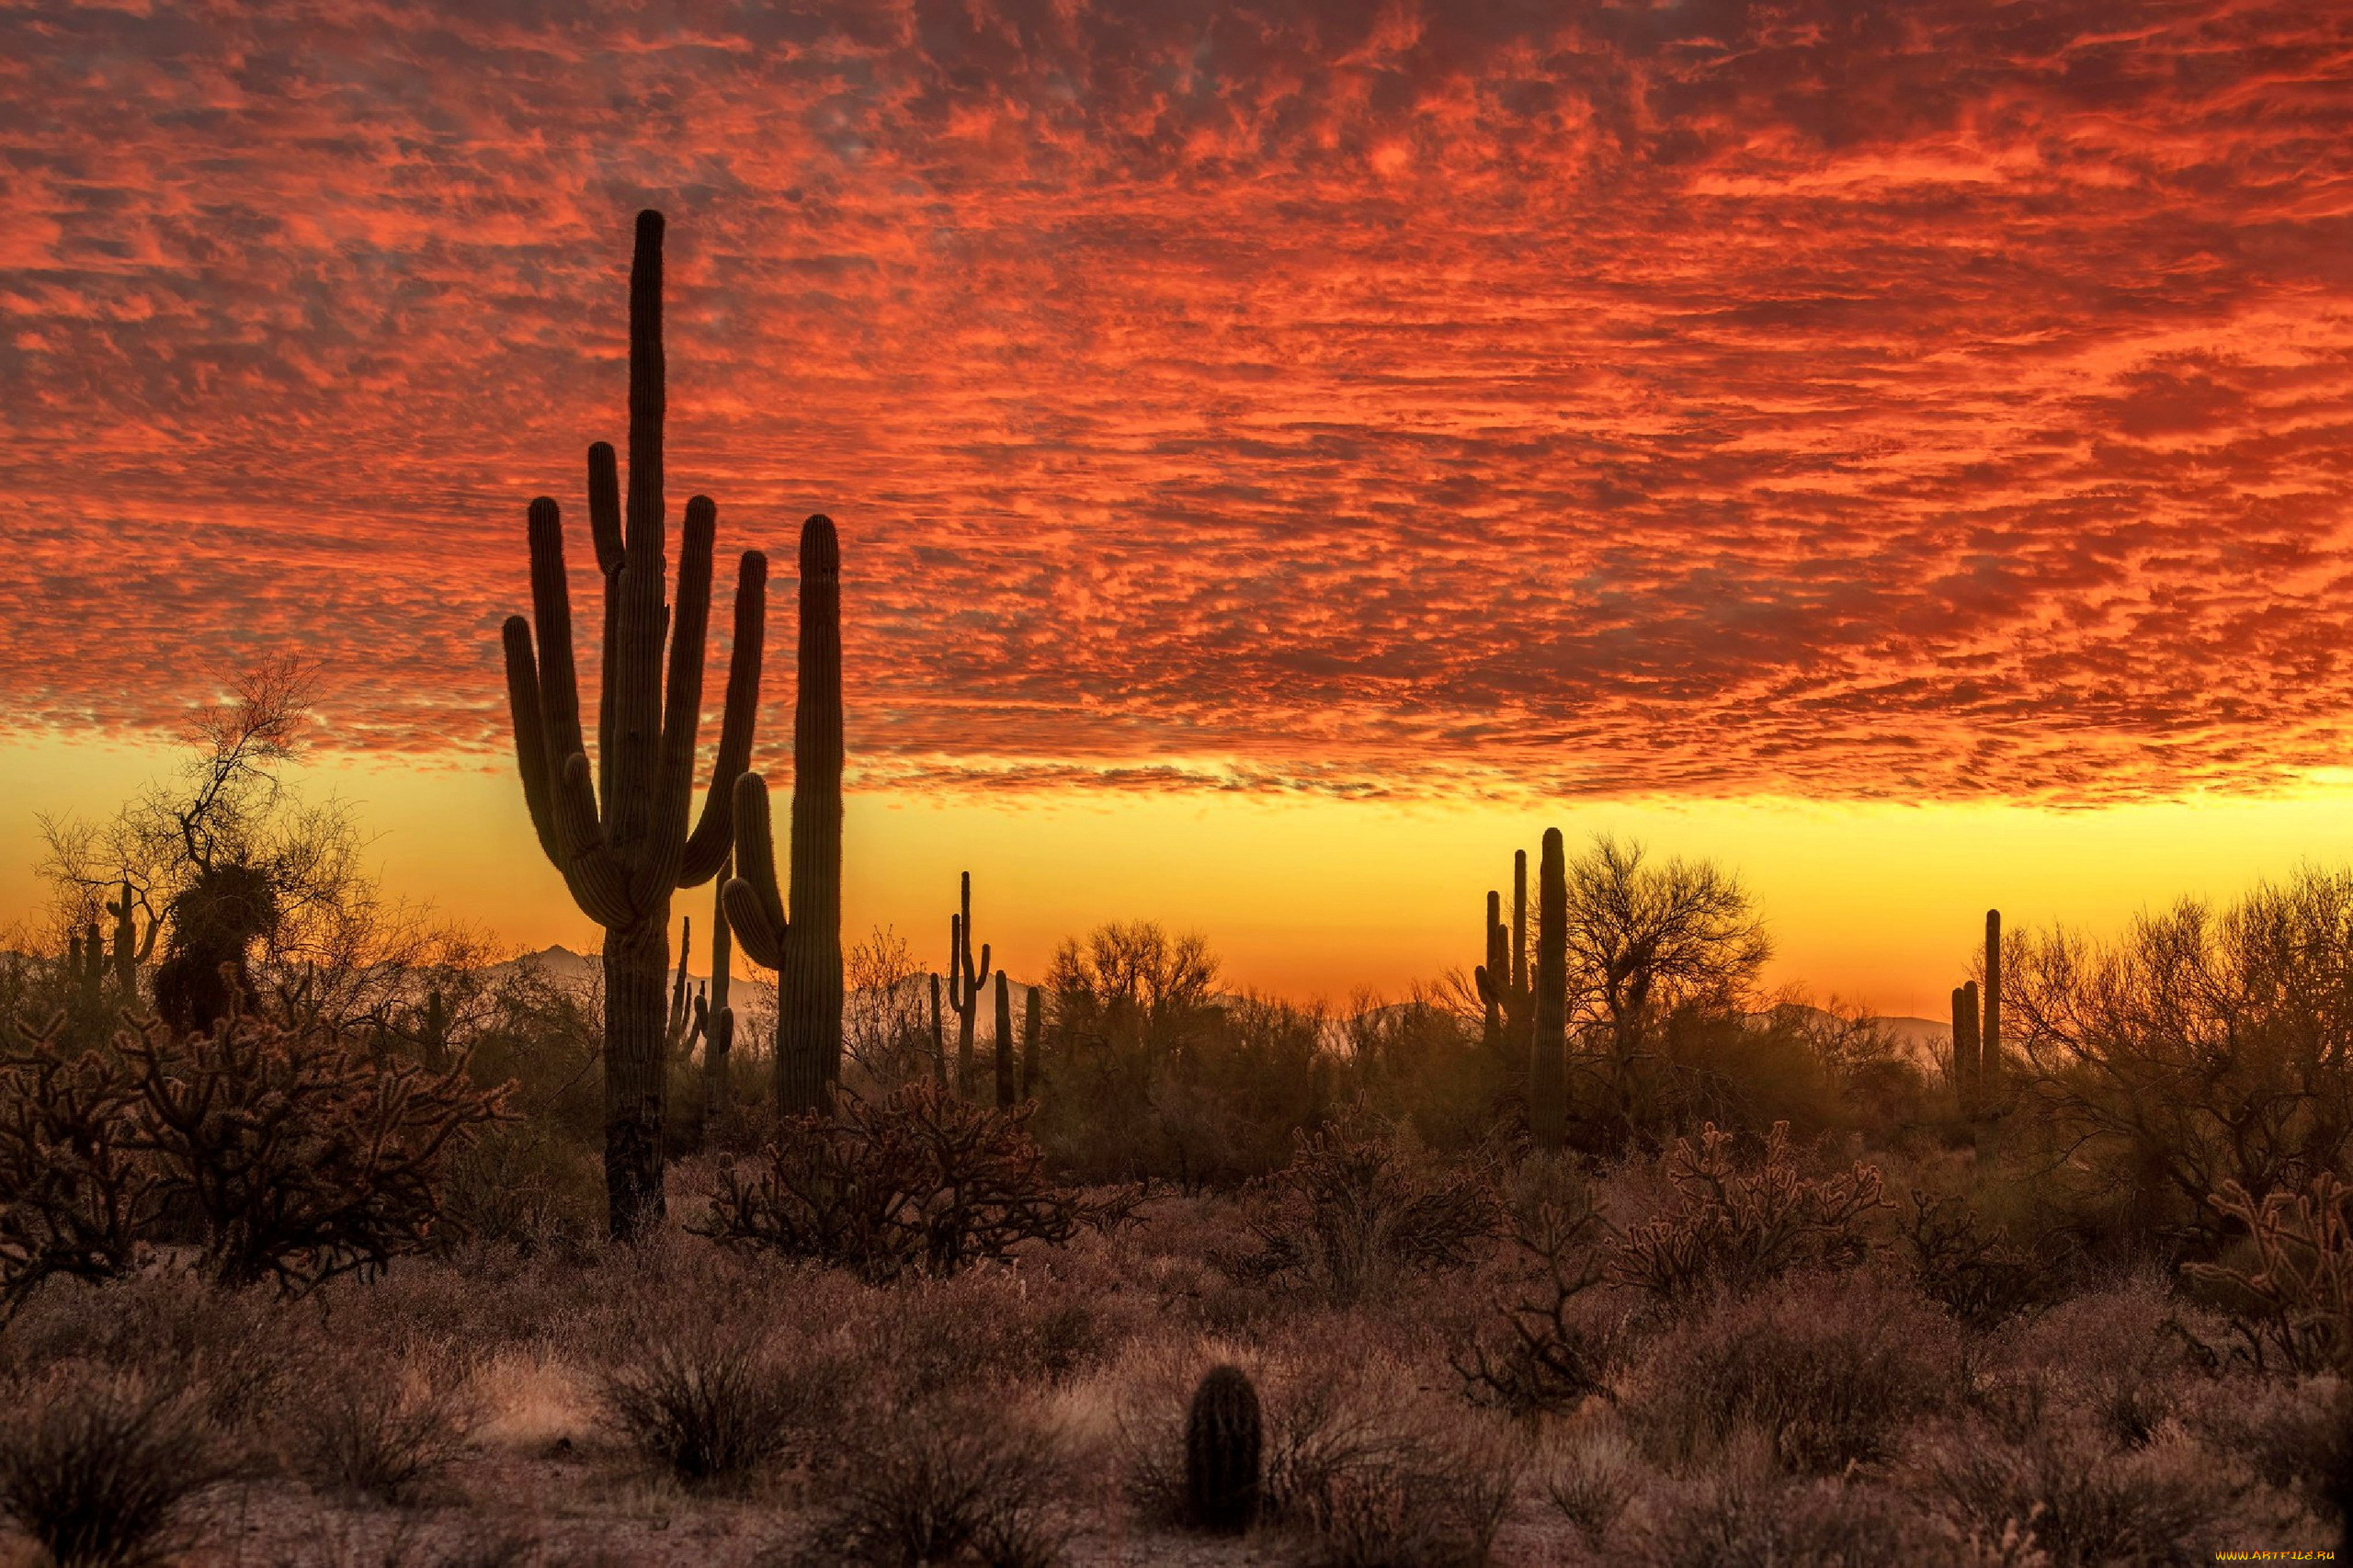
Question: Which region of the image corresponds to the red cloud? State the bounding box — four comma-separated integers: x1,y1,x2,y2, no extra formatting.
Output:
4,0,2351,805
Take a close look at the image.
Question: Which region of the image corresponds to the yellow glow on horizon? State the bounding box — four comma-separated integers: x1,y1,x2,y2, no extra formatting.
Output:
6,731,2353,1021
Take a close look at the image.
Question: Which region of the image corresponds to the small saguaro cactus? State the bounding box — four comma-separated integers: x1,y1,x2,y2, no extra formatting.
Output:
106,880,159,1001
1529,828,1569,1151
928,971,948,1089
695,852,736,1143
722,514,845,1116
946,872,992,1096
66,921,105,1010
1474,849,1533,1060
1019,984,1041,1099
994,971,1016,1108
500,210,767,1239
1184,1364,1263,1534
665,915,702,1058
1949,979,1981,1115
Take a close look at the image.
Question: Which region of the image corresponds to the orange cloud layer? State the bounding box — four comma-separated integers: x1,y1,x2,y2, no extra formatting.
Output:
5,0,2351,805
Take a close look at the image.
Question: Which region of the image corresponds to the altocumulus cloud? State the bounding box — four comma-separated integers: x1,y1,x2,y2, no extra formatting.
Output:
3,0,2352,805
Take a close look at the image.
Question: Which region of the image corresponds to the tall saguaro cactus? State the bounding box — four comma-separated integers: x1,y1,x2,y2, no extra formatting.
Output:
946,872,992,1096
1474,850,1532,1060
994,970,1016,1108
1019,985,1041,1099
501,210,767,1240
1529,828,1568,1151
1982,908,2002,1106
722,515,845,1115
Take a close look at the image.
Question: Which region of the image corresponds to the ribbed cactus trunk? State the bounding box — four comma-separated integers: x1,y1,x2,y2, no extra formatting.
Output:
1475,850,1534,1070
928,972,948,1089
779,520,843,1113
500,210,767,1240
1019,985,1040,1099
686,852,735,1150
994,971,1016,1108
1529,828,1568,1151
1479,890,1506,1051
723,517,843,1118
1185,1365,1263,1534
1982,909,2002,1105
1949,980,1981,1117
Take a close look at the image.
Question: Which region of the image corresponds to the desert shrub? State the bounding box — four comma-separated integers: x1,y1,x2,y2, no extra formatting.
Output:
0,1035,160,1311
286,1343,476,1503
803,1395,1066,1567
437,1122,602,1257
1453,1183,1627,1415
1231,1107,1498,1306
699,1084,1120,1283
598,1323,843,1488
2183,1175,2353,1376
1904,1189,2066,1330
1926,1415,2246,1568
1248,1357,1520,1568
1635,1471,1951,1568
1535,1415,1644,1547
0,1366,222,1568
863,1267,1120,1396
2004,871,2353,1248
1625,1272,1957,1476
1608,1120,1887,1308
2178,1369,2353,1518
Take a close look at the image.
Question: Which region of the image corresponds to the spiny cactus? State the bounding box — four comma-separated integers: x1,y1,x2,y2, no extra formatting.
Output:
946,873,992,1097
1183,1364,1262,1534
1949,979,1981,1116
104,881,158,1002
927,971,947,1090
501,210,767,1238
665,915,702,1059
1019,984,1040,1099
993,971,1015,1109
1982,907,2003,1107
722,514,843,1115
695,853,736,1144
1474,849,1533,1062
1530,828,1568,1152
65,924,105,1012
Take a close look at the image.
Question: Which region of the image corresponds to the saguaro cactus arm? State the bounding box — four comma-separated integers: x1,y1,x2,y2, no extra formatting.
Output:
723,773,790,968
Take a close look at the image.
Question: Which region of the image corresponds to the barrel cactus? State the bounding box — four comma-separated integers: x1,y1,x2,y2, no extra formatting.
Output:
1184,1364,1263,1534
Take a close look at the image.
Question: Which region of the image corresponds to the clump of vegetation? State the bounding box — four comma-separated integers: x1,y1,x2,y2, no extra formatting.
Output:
1232,1106,1497,1305
287,1342,477,1504
698,1083,1118,1282
1608,1119,1888,1307
1453,1182,1624,1415
0,1367,222,1568
803,1394,1066,1567
599,1323,837,1488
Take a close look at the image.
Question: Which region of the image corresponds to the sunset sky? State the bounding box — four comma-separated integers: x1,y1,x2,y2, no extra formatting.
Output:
6,0,2353,1016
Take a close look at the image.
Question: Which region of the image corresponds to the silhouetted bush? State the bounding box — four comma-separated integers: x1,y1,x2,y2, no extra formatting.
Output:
1608,1120,1887,1308
2006,869,2353,1250
1453,1183,1626,1415
699,1084,1120,1282
1904,1189,2066,1329
0,1367,222,1568
803,1394,1066,1567
599,1324,837,1488
287,1343,476,1503
1625,1273,1957,1475
1231,1106,1498,1305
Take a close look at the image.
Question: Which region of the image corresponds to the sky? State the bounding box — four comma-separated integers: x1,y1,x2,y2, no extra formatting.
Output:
5,0,2353,1015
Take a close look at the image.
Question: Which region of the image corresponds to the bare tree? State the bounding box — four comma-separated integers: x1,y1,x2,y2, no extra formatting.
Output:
2003,868,2353,1244
1559,835,1771,1150
842,926,933,1089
